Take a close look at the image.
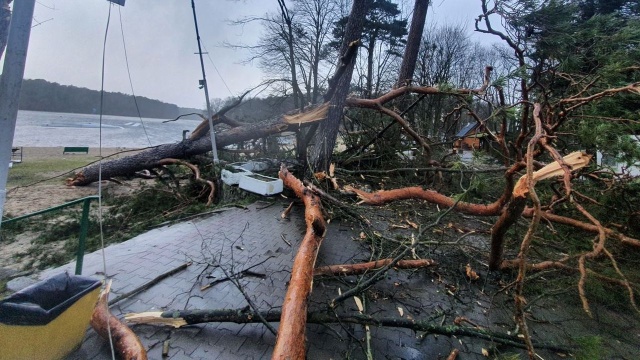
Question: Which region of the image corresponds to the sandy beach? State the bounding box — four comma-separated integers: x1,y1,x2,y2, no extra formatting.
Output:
5,147,142,217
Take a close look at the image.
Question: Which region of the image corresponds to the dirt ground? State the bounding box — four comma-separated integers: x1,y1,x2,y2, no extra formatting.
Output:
1,147,140,272
4,147,136,216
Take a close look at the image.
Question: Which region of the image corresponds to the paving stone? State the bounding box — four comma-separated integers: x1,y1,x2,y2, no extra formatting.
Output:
48,201,445,359
212,332,247,353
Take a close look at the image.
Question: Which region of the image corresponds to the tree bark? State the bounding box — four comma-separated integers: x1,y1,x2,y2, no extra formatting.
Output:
91,281,148,360
67,105,328,186
396,0,429,87
309,0,370,172
273,165,327,360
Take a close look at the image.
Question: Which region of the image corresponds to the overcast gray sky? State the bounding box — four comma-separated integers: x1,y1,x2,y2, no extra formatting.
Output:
7,0,496,109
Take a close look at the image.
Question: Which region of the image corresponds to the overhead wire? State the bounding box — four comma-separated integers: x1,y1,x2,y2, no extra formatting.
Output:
97,3,117,360
202,44,234,97
117,5,152,147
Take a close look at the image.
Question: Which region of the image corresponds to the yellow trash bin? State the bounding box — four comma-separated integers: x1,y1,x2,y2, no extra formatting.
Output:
0,273,101,360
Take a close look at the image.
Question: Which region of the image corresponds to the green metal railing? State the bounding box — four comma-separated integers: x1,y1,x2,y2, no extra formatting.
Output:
1,195,100,275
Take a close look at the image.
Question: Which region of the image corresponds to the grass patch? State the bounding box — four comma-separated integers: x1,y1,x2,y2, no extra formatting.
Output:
3,159,263,270
7,157,96,187
574,336,603,360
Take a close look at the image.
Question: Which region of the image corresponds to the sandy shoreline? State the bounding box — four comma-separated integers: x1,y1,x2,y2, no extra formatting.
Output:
5,147,145,217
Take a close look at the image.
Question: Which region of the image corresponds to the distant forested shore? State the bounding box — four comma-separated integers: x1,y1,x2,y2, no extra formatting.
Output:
18,79,202,119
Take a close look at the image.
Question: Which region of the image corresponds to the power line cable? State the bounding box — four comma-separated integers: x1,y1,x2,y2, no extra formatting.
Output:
98,3,117,360
202,44,234,97
118,5,152,147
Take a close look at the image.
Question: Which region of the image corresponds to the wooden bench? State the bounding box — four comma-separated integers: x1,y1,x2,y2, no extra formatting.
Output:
63,146,89,154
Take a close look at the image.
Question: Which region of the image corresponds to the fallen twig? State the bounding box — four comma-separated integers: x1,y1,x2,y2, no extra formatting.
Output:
200,269,266,291
109,262,191,306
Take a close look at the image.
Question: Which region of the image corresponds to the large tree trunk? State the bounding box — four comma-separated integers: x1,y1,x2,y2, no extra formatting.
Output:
309,0,370,172
366,36,375,98
68,105,329,186
277,0,302,111
396,0,429,87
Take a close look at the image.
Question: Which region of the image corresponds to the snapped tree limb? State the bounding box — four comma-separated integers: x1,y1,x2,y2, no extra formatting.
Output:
91,281,148,360
273,165,327,360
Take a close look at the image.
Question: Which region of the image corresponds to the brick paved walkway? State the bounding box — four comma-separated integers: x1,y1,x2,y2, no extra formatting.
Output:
33,198,627,359
41,200,414,359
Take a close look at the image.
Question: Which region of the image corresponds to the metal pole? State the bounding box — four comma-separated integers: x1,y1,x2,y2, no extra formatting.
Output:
0,0,36,232
190,0,218,163
75,198,92,275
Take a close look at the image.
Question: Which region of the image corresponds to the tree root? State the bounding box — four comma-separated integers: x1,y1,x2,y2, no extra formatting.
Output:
157,158,214,206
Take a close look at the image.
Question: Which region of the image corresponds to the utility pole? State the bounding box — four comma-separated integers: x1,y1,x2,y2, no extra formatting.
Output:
0,0,36,231
190,0,218,163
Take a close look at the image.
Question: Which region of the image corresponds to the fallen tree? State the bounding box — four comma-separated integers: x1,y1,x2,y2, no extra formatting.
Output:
66,64,492,187
66,105,327,186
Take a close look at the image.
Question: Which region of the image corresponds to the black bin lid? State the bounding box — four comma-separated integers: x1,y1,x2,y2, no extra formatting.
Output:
0,273,101,326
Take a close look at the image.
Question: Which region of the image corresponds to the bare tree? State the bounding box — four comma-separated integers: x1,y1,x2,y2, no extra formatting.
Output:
293,0,340,104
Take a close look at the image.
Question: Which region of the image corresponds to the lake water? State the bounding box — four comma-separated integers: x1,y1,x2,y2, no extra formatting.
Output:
12,110,203,148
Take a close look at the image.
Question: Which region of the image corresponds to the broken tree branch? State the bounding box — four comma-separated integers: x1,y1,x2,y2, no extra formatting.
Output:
274,165,327,359
125,308,571,353
109,262,191,306
345,185,504,216
513,103,545,358
314,258,436,276
92,281,148,360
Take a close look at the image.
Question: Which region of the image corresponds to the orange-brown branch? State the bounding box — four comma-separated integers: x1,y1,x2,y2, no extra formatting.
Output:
273,165,327,360
522,208,640,248
314,259,436,276
91,282,148,360
345,185,503,216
